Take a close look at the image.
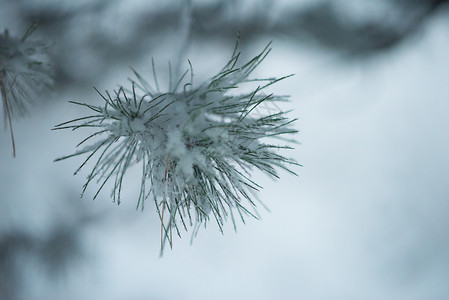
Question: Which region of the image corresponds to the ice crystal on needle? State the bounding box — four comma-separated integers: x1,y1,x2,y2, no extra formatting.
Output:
54,41,299,251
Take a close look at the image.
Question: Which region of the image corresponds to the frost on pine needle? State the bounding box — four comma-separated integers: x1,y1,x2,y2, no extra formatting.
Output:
54,41,299,251
0,22,53,156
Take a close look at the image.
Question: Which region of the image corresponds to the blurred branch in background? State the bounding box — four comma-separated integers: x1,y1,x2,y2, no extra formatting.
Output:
1,0,445,87
0,198,105,300
0,229,80,299
284,0,449,56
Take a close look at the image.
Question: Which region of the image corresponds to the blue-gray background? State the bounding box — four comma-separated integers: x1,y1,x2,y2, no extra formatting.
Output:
1,0,449,299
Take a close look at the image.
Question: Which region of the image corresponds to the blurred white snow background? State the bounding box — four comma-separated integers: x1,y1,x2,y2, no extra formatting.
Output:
1,0,449,299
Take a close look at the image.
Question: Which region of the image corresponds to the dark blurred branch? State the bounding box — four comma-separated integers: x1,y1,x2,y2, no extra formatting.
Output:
0,200,104,299
278,0,449,56
0,226,81,299
5,0,448,86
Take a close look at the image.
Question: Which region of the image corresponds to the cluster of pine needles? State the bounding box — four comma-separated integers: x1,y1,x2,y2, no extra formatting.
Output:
54,40,299,252
0,22,53,156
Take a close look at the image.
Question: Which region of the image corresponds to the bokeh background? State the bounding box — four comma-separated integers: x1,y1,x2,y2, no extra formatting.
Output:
1,0,449,299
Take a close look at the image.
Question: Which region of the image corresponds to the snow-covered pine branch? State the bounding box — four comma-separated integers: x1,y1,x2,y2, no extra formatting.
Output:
54,41,299,252
0,22,53,157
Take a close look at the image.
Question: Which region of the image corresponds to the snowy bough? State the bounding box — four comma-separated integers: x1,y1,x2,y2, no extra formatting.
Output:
54,41,299,252
0,22,53,156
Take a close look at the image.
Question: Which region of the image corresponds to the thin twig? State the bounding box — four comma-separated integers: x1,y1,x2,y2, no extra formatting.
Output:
0,72,16,157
